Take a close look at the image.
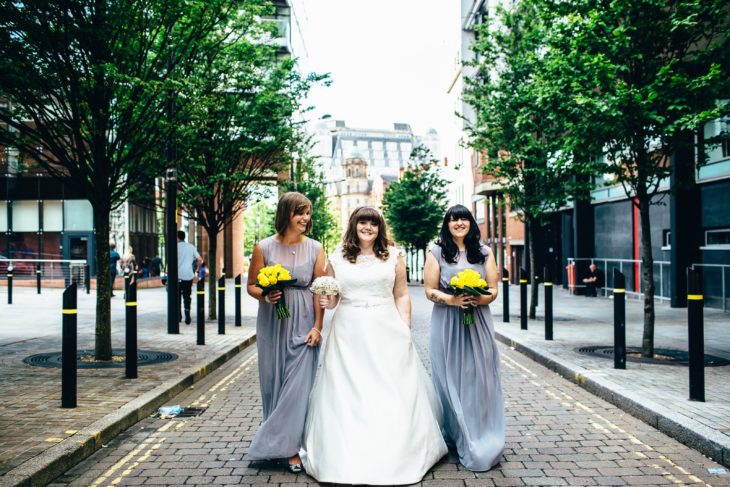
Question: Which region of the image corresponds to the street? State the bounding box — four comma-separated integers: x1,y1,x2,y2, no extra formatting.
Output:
52,289,729,487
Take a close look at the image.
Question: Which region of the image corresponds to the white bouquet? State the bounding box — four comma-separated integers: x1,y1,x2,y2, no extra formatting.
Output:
310,276,342,296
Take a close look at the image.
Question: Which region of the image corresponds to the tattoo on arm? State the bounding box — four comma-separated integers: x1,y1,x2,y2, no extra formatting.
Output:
429,292,446,304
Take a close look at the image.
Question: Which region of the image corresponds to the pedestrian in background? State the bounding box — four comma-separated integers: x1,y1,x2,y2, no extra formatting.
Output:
582,263,603,297
423,204,504,471
246,192,326,473
109,243,121,297
177,231,202,324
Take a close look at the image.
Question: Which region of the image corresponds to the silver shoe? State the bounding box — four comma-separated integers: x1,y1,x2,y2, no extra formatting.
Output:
287,463,303,474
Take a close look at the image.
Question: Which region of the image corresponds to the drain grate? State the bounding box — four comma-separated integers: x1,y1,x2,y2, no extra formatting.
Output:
576,346,730,367
24,349,178,368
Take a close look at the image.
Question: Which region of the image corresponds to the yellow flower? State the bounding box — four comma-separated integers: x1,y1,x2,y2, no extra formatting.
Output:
450,276,459,287
279,269,292,280
269,275,278,285
478,279,487,288
257,274,271,287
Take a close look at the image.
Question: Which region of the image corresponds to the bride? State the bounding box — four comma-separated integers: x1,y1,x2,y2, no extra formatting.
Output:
300,206,447,485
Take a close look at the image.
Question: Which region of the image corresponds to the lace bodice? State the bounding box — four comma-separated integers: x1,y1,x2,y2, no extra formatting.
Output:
329,246,399,303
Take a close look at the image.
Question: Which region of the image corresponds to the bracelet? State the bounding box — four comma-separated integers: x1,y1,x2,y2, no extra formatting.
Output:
263,295,271,304
311,328,322,336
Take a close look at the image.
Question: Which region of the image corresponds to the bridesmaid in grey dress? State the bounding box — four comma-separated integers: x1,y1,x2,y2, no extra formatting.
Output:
424,204,504,471
246,192,326,473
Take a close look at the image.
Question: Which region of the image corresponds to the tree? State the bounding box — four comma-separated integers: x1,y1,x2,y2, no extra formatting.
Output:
174,34,324,319
464,1,600,318
244,200,275,256
538,0,730,356
382,147,448,277
0,0,251,360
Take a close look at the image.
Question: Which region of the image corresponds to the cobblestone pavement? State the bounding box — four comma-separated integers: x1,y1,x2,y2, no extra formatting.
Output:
0,286,257,478
53,290,730,486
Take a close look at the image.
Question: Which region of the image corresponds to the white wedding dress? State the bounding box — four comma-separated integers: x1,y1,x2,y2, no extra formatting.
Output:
300,247,447,485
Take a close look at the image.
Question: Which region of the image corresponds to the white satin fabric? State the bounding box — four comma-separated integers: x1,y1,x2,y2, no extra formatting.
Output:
300,247,447,485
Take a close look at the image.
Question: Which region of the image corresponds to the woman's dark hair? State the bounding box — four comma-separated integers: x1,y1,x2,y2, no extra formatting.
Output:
437,205,485,265
342,207,392,263
274,191,313,235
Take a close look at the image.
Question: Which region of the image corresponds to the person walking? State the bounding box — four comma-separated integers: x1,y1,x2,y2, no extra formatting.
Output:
423,204,504,471
177,231,202,325
246,192,326,473
109,243,121,297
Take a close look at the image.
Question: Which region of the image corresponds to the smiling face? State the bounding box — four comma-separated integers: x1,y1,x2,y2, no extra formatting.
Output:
448,216,470,240
356,219,379,245
289,207,312,235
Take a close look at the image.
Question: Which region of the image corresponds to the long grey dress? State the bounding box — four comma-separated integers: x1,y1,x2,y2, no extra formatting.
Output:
247,236,321,460
429,243,504,471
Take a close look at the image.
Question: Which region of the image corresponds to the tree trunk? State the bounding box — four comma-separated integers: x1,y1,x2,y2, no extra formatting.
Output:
93,207,113,361
528,218,539,319
207,227,218,320
637,194,655,358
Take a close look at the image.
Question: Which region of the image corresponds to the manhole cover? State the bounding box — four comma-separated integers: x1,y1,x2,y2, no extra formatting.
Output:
23,349,178,368
576,346,730,367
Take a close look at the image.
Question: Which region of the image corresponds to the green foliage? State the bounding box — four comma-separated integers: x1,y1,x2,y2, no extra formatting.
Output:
244,201,276,256
382,147,448,252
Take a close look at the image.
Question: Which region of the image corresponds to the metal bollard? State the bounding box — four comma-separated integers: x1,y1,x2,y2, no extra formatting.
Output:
62,283,77,408
520,268,528,330
687,267,704,402
124,268,130,300
218,276,225,335
235,274,242,327
36,264,41,294
197,279,205,345
502,268,510,323
7,267,13,304
125,278,138,379
613,269,626,369
544,266,553,341
85,263,90,294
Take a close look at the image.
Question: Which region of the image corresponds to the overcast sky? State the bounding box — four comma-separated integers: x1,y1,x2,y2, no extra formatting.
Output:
300,0,458,139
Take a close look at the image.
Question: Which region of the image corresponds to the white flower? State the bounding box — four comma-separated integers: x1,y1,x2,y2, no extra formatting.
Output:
310,276,342,296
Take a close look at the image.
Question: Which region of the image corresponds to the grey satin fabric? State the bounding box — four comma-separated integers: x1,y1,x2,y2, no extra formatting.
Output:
429,243,505,471
247,236,321,460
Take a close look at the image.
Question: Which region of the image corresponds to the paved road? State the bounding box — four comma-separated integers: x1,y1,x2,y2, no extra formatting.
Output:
52,290,730,486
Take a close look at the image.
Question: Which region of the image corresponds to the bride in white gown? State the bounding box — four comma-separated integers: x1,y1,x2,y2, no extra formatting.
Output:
300,207,447,485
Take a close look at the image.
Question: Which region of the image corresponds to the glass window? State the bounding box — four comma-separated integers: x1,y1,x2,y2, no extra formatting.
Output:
43,200,63,231
64,200,93,231
0,201,7,232
12,200,39,232
475,197,485,223
706,228,730,246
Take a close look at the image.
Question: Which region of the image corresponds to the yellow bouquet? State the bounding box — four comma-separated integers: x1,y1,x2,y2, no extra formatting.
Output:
256,264,297,319
447,269,491,325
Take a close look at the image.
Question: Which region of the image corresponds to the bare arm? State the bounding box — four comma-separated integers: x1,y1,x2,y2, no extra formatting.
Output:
393,254,412,328
474,252,499,306
303,246,328,347
246,244,282,304
318,257,340,309
424,252,473,308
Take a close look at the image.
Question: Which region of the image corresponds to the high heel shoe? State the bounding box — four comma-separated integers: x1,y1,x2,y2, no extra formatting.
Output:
287,462,303,474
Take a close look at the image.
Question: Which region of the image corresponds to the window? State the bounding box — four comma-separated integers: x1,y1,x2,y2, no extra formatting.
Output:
43,201,63,231
12,200,39,232
63,200,93,231
474,197,485,223
0,201,7,232
661,229,671,250
706,228,730,246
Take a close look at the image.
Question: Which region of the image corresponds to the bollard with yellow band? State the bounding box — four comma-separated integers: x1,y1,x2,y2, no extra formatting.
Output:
613,269,626,369
218,276,226,335
687,267,704,401
544,266,553,341
6,269,12,305
502,268,510,323
125,278,138,379
62,283,78,408
520,268,528,330
36,263,42,294
197,279,205,345
234,274,242,327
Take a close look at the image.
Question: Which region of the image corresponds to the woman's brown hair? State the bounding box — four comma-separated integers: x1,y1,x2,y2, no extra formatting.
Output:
342,206,392,263
274,192,313,235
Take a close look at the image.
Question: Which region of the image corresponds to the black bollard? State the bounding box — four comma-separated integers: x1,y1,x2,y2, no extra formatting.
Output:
125,278,138,379
218,276,225,335
124,268,130,300
687,267,704,402
544,266,553,341
235,274,242,327
613,269,626,369
61,284,77,408
197,279,205,345
36,264,41,294
7,267,12,304
84,263,90,294
520,268,528,330
502,268,510,323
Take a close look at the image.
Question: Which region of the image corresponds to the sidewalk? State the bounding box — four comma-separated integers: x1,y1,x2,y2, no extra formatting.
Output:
0,284,259,487
491,283,730,469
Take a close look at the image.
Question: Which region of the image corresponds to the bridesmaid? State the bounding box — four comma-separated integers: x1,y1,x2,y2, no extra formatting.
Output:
246,192,327,473
423,204,504,471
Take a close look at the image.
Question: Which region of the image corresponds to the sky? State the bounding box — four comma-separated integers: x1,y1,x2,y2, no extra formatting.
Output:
298,0,459,142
